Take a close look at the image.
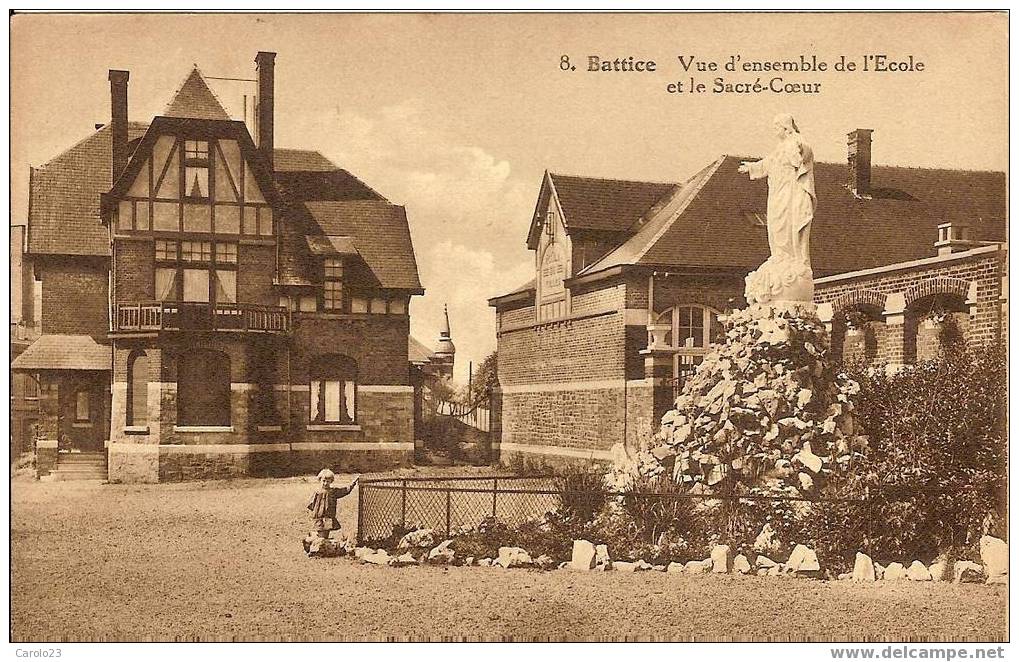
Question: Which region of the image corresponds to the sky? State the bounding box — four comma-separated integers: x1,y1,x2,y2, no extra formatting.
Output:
10,12,1007,382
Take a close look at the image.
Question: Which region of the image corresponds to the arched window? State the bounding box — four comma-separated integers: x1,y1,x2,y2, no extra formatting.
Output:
833,307,881,367
537,243,567,322
126,350,150,426
177,349,231,426
652,305,724,388
310,354,358,424
908,294,969,363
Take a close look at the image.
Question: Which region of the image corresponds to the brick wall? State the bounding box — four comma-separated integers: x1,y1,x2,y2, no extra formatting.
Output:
115,239,154,302
36,256,110,336
816,248,1004,365
107,321,415,482
292,315,410,385
237,242,276,305
648,273,746,316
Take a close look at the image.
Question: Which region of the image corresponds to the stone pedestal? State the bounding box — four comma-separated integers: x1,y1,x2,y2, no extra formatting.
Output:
632,301,863,494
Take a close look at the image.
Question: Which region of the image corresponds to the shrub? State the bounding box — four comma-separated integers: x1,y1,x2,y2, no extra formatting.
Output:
840,346,1006,560
621,474,698,544
555,468,608,524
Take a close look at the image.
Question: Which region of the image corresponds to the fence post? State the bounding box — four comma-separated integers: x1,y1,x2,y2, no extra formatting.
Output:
401,479,407,530
356,480,365,545
492,477,498,518
445,488,452,537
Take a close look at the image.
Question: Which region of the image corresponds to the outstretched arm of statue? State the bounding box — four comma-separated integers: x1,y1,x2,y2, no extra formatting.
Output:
739,157,769,180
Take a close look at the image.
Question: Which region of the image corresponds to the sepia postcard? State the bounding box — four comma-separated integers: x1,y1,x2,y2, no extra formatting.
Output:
7,9,1010,653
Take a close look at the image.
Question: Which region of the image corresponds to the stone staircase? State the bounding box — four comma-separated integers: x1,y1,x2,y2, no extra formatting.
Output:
42,451,108,482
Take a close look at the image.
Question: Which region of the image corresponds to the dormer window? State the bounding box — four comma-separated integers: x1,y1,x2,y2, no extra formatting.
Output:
184,140,210,200
545,210,556,242
742,210,767,227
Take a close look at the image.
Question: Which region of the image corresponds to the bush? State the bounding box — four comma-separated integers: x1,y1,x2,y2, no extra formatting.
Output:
835,346,1006,561
555,468,608,524
621,474,698,544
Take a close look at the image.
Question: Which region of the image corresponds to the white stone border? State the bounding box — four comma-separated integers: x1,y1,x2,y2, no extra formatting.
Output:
496,441,614,461
108,442,414,454
357,385,415,393
500,379,626,394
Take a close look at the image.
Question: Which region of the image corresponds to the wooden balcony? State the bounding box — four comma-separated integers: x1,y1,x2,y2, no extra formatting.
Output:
115,302,290,334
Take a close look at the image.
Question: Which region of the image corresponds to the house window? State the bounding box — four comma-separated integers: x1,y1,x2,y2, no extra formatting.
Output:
177,349,230,426
127,351,149,426
183,269,210,303
370,298,387,314
155,240,178,261
216,242,238,264
324,258,343,279
181,241,212,262
215,271,237,304
185,140,210,160
183,140,210,200
351,297,368,314
323,258,343,310
299,296,317,312
389,298,406,315
155,268,178,301
324,282,342,310
75,390,90,422
653,305,723,392
23,375,39,401
309,354,357,424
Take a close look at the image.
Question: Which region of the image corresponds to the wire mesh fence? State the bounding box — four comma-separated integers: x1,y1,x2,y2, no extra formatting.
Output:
357,475,561,544
355,474,878,547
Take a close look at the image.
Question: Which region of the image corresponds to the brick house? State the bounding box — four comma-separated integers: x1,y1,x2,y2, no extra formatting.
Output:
13,52,427,482
489,130,1006,467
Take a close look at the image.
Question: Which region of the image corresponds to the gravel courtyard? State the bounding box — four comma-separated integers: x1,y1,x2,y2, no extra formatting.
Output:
11,473,1007,642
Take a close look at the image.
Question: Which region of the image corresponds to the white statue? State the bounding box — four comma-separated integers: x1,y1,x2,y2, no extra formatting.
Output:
738,113,817,304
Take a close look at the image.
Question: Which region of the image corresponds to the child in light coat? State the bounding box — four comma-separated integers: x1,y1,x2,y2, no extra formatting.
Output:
308,468,359,539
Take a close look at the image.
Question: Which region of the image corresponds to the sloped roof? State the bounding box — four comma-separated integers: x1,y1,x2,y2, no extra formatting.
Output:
274,149,340,172
12,335,111,371
276,168,387,203
605,155,1006,278
27,122,149,256
576,158,725,274
495,154,1005,304
162,67,232,121
408,336,435,365
551,173,675,233
304,201,422,290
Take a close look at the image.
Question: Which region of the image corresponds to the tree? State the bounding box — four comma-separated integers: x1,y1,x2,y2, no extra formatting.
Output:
470,352,498,404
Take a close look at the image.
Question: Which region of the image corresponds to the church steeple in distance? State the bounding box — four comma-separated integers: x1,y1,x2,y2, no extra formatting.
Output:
435,304,455,376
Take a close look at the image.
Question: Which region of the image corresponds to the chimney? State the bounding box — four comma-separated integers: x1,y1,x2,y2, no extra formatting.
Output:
847,128,873,197
108,70,130,181
255,51,276,172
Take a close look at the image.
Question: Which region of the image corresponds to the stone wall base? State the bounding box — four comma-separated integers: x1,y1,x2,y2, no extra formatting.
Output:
107,443,413,483
494,442,613,473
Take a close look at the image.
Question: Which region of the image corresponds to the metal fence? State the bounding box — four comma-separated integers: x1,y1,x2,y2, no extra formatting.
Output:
357,475,560,544
355,474,875,546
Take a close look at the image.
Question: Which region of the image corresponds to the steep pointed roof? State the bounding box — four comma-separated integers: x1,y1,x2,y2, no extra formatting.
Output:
436,304,455,356
162,66,231,121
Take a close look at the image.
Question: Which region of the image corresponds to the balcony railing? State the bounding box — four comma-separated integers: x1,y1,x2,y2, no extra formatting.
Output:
115,302,290,334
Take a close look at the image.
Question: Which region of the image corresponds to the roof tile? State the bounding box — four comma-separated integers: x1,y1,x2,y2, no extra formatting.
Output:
12,334,111,371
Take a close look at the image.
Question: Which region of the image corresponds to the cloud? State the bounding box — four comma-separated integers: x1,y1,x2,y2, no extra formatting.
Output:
287,100,535,382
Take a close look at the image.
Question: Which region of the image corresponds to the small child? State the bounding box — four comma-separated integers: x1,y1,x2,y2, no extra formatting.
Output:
308,468,360,539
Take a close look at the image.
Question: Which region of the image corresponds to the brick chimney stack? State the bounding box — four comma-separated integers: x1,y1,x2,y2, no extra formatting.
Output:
255,51,276,172
108,70,130,182
847,128,873,197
